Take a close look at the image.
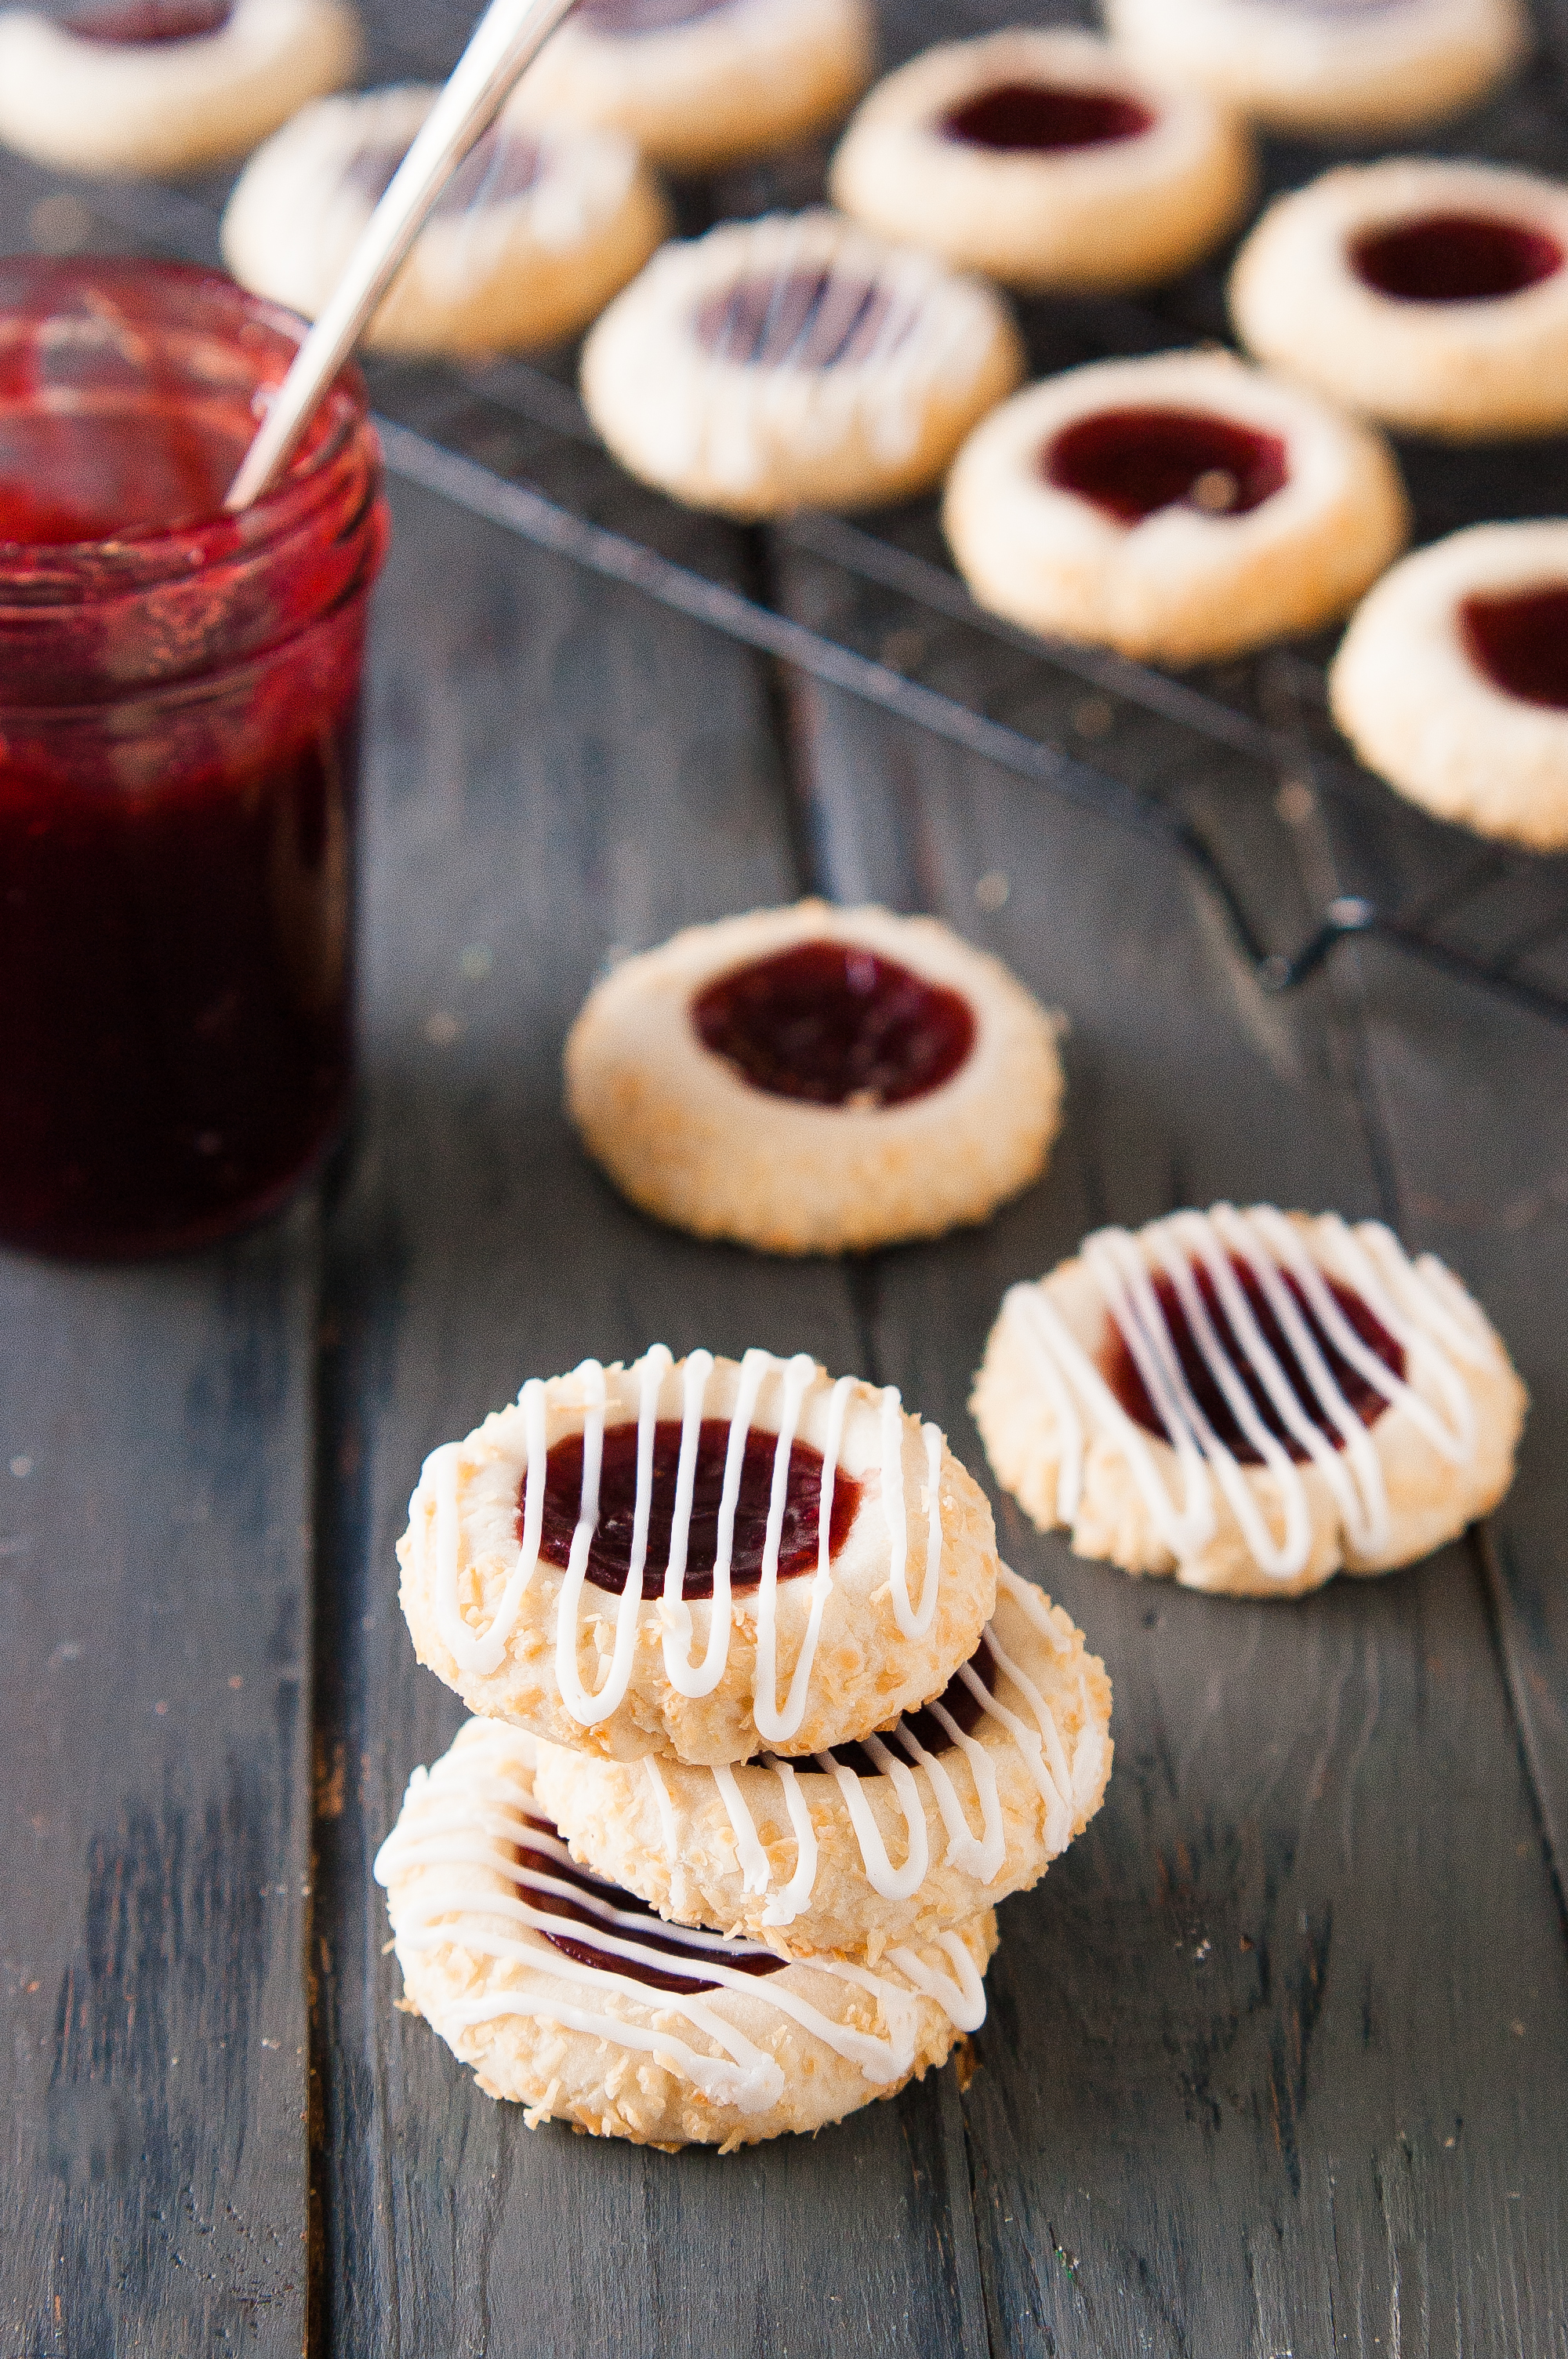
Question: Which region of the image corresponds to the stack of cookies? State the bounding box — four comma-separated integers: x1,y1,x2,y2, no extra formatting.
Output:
375,1344,1112,2151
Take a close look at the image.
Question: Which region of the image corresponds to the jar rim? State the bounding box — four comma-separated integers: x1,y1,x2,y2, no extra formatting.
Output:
0,256,373,600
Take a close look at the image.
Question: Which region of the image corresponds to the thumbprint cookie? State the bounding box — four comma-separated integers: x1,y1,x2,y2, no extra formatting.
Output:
397,1346,999,1766
579,210,1023,518
532,1565,1112,1963
221,86,667,357
829,27,1253,296
0,0,358,176
942,350,1407,667
1230,158,1568,440
514,0,873,173
564,901,1062,1253
1102,0,1526,140
376,1719,994,2150
1330,522,1568,849
973,1203,1526,1599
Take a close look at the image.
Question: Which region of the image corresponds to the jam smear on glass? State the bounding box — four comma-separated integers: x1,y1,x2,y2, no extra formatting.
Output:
941,79,1155,153
694,271,901,371
1102,1252,1404,1464
343,123,543,216
825,1637,1000,1778
535,1417,862,1598
1459,582,1568,709
1044,405,1289,525
1348,212,1563,304
66,0,231,42
517,1810,785,1992
692,940,975,1107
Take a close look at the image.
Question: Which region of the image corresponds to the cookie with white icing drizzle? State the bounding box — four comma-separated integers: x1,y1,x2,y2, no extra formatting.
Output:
513,0,873,173
221,85,668,357
829,27,1254,296
973,1204,1526,1598
1230,158,1568,442
0,0,358,176
942,349,1408,667
579,209,1023,518
376,1719,993,2150
398,1347,999,1765
566,900,1062,1253
532,1565,1111,1961
1102,0,1526,140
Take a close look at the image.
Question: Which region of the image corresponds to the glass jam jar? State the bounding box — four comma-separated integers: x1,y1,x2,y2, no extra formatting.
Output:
0,257,390,1259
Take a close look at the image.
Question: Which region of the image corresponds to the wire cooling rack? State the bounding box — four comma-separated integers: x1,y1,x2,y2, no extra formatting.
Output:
9,45,1568,1030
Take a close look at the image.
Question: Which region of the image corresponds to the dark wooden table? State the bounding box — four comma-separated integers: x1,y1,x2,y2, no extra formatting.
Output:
6,4,1568,2351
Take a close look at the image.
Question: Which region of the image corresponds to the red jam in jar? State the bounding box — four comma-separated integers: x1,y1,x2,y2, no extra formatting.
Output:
0,260,389,1259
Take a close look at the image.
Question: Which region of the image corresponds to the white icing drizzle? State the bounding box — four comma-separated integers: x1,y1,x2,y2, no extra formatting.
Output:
1002,1204,1486,1582
426,1347,948,1742
375,1732,981,2116
644,1566,1096,1920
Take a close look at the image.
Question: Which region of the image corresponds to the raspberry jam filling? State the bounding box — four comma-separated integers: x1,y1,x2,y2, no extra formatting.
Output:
535,1419,862,1598
1348,212,1564,304
693,270,903,370
1102,1253,1403,1465
66,0,230,39
1459,583,1568,709
823,1637,999,1779
692,941,976,1108
1044,406,1290,525
517,1810,785,1992
345,124,542,215
941,80,1155,152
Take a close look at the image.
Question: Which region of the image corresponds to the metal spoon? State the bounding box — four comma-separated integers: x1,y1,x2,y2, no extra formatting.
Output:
225,0,579,511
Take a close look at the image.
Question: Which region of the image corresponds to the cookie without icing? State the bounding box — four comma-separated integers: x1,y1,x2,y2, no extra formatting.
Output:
973,1203,1526,1598
942,349,1408,666
1230,158,1568,440
564,900,1063,1253
0,0,358,176
222,85,667,357
376,1718,995,2150
1330,522,1568,850
580,209,1023,518
514,0,873,173
830,27,1254,295
1102,0,1528,139
398,1346,999,1766
533,1565,1111,1963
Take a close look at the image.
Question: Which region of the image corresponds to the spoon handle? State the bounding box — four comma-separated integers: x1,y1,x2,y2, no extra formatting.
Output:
226,0,579,511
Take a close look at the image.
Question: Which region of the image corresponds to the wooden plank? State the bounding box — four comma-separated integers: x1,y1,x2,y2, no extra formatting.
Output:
779,646,1568,2357
0,1215,318,2358
311,473,991,2357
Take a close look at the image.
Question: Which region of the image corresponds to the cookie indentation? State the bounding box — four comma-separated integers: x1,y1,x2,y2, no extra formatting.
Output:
516,1808,786,1993
66,0,230,40
826,1636,1000,1778
578,0,737,29
1349,211,1563,303
692,267,909,371
1460,582,1568,709
940,79,1154,153
1103,1252,1403,1464
692,940,976,1107
342,123,543,215
535,1417,863,1598
1044,405,1290,524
